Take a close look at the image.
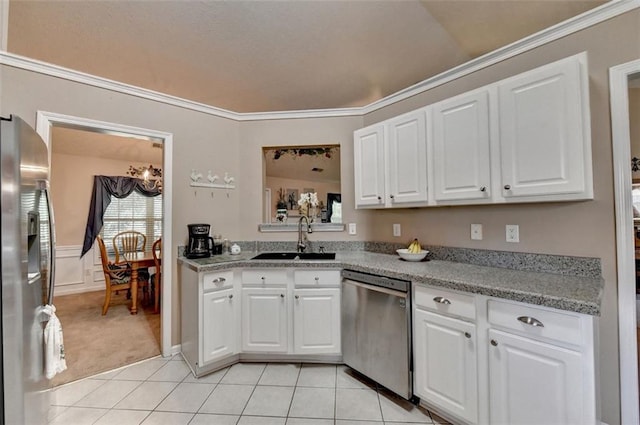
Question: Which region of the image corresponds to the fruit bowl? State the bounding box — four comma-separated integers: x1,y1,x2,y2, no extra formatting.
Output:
396,248,429,262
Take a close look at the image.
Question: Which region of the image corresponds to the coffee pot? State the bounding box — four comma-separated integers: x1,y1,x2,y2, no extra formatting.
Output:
186,223,214,259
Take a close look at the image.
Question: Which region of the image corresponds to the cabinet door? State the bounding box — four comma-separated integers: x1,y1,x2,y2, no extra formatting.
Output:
241,288,288,352
387,110,428,205
432,90,492,202
293,288,340,354
202,288,237,364
414,309,478,424
488,329,584,425
498,57,590,199
354,124,386,208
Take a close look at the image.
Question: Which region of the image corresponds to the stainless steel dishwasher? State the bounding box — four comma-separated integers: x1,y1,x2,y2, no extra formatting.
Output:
341,269,415,401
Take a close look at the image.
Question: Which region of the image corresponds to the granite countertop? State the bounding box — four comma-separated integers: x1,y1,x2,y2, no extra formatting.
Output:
178,251,603,316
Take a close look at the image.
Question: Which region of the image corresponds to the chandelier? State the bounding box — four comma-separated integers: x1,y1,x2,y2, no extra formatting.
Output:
127,164,162,192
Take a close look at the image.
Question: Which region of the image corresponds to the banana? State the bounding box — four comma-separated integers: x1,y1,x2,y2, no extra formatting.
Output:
407,238,421,253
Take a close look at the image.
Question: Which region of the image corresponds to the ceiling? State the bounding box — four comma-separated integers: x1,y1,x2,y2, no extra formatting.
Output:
7,0,607,114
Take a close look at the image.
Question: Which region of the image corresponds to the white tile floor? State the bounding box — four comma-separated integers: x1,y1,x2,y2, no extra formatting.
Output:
48,355,451,425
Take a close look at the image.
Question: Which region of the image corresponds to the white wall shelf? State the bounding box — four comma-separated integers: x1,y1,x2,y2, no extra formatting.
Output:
190,181,236,190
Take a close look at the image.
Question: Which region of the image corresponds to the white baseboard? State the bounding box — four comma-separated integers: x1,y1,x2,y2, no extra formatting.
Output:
54,283,104,297
170,344,181,358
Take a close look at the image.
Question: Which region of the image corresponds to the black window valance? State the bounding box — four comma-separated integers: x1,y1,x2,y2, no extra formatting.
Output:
81,175,160,257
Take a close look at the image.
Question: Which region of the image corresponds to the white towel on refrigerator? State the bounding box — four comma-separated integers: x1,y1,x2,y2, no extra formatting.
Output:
43,304,67,379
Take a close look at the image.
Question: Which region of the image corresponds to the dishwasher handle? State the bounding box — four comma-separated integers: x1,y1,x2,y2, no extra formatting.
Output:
343,279,407,298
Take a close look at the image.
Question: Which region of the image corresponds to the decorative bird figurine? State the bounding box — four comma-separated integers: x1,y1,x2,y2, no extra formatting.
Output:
207,170,219,183
190,169,202,182
223,172,235,186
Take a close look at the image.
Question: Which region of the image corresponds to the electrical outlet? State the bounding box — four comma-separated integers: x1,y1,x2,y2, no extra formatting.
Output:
348,223,357,235
471,224,483,240
393,224,401,237
506,224,519,243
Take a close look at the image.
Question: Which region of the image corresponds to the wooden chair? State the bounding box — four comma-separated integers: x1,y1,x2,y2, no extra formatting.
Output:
113,230,147,263
97,236,148,315
151,238,162,313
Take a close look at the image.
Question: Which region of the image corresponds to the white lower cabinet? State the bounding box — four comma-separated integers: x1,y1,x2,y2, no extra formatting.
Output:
293,288,341,354
488,328,584,425
414,308,478,424
240,268,341,355
241,287,288,353
180,267,239,375
412,284,598,425
202,287,237,363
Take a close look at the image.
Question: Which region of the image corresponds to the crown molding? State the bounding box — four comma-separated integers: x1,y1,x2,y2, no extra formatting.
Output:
0,0,637,122
362,0,640,114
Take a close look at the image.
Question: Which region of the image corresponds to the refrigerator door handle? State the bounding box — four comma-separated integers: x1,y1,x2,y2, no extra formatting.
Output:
38,180,56,305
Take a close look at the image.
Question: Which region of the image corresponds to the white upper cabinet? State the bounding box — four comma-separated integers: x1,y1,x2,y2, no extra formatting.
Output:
497,54,592,201
354,124,386,207
387,110,428,206
430,88,493,203
353,52,592,209
354,110,428,209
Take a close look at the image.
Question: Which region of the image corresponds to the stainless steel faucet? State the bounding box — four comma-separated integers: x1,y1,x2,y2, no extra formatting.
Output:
297,215,313,252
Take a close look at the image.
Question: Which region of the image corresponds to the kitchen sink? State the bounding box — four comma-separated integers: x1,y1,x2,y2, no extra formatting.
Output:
251,252,336,260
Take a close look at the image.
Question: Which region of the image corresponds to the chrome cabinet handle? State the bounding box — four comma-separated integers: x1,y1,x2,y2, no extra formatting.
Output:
517,316,545,327
228,294,233,299
433,296,451,305
280,294,285,298
480,186,486,192
504,184,511,190
491,339,498,346
212,277,226,283
464,332,471,339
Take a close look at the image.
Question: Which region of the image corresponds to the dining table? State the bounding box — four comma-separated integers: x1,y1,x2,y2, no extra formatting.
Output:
124,250,160,314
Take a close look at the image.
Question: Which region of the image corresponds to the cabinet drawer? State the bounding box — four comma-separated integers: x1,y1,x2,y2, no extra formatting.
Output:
414,285,476,321
242,269,288,286
203,271,234,292
487,299,583,346
294,269,340,287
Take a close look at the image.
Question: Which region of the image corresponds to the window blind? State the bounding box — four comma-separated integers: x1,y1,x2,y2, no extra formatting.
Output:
101,191,162,252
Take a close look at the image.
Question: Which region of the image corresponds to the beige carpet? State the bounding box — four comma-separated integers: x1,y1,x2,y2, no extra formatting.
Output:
51,289,161,387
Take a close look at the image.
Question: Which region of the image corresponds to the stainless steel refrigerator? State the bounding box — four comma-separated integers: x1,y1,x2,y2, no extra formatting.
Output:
1,115,55,424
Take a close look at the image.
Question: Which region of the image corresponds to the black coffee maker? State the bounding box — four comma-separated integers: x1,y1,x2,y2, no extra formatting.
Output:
186,223,214,259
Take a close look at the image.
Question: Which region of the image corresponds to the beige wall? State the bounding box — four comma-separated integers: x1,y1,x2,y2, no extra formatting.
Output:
51,152,153,246
2,9,639,423
237,116,367,242
0,65,242,348
361,11,640,425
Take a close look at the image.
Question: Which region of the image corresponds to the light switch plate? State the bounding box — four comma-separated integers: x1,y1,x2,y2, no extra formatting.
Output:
348,223,357,235
393,224,401,237
471,224,482,240
506,224,519,243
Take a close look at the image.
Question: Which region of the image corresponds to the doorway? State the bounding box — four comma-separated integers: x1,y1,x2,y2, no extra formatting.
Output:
35,111,174,375
611,59,640,425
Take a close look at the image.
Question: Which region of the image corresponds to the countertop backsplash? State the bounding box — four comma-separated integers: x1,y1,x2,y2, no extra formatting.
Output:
178,240,601,279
